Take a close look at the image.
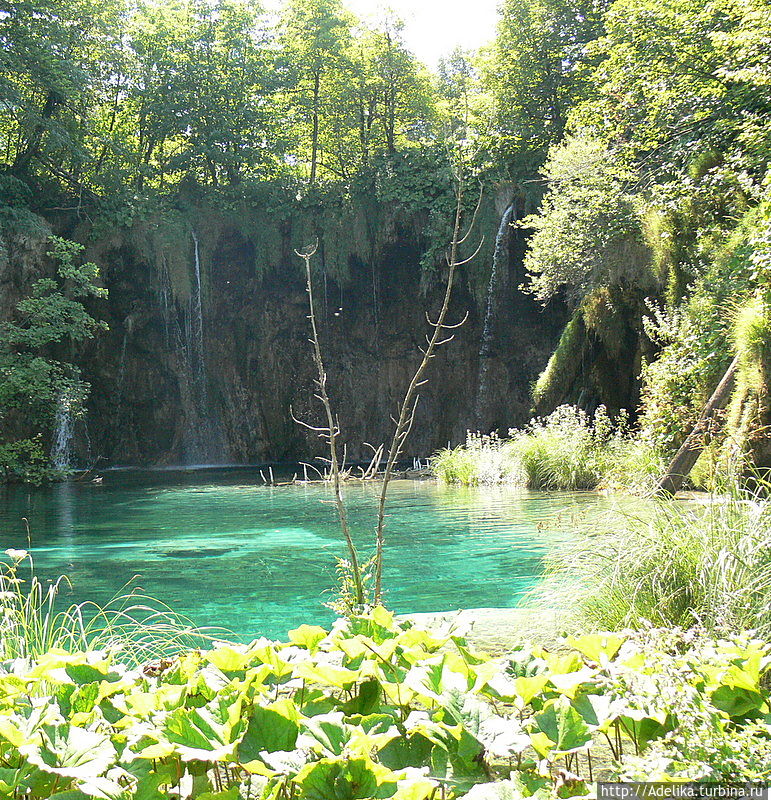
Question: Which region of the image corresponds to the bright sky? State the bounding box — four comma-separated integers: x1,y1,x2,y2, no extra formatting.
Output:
345,0,500,67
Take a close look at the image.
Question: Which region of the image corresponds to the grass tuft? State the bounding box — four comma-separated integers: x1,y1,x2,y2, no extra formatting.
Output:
432,405,663,492
532,486,771,637
0,549,224,666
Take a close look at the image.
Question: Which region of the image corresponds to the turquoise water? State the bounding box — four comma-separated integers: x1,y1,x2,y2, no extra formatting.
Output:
0,470,613,640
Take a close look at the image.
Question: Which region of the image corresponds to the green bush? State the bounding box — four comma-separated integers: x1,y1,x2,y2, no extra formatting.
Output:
0,436,59,485
431,406,663,492
0,235,108,483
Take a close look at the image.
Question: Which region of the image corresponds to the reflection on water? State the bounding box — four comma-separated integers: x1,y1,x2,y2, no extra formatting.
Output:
0,470,637,640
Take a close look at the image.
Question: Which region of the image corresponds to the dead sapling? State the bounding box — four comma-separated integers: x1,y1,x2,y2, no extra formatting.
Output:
292,240,365,608
372,153,484,605
293,152,483,611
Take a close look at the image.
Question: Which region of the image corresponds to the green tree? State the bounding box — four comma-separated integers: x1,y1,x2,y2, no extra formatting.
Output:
0,236,107,482
279,0,353,184
322,14,434,174
486,0,605,159
0,0,123,181
523,136,651,303
126,0,283,189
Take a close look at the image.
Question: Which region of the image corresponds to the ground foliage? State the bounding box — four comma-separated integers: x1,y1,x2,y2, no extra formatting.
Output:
0,606,769,799
431,406,662,493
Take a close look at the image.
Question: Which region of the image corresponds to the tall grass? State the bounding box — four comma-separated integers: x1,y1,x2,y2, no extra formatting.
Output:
533,487,771,636
1,549,220,665
432,406,663,492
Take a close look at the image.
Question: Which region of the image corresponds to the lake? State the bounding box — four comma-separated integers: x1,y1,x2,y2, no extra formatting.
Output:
0,469,622,639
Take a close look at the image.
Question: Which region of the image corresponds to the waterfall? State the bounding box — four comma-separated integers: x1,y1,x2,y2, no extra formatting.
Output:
474,202,515,430
191,230,205,387
113,316,133,434
178,229,227,465
51,394,74,471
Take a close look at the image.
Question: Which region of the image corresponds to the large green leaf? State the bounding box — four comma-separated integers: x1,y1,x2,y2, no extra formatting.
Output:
564,633,625,664
238,698,300,761
531,698,592,757
300,712,350,756
289,625,328,651
295,661,362,689
163,687,246,762
571,693,617,733
293,756,397,800
344,677,382,715
20,724,116,780
378,732,435,770
205,645,252,674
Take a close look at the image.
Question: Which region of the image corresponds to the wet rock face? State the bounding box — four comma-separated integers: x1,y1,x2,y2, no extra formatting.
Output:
70,207,565,467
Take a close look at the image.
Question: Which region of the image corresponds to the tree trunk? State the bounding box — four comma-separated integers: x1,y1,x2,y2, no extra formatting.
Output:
310,69,320,185
13,90,62,172
655,354,740,496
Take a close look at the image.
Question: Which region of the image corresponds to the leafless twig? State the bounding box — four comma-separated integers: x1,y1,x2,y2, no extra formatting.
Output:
294,240,365,606
372,156,482,604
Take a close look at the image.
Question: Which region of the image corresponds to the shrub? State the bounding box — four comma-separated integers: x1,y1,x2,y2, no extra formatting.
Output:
432,431,526,486
0,436,59,485
432,406,662,492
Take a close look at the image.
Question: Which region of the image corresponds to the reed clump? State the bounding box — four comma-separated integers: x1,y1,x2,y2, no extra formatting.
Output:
0,548,217,666
533,485,771,636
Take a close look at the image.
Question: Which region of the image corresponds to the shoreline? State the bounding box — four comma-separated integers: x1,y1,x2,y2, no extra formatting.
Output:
403,606,561,654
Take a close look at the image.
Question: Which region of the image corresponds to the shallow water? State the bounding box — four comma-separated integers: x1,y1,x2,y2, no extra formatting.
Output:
0,470,626,639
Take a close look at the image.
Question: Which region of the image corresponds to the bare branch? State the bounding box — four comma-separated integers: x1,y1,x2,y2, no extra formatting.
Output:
373,149,477,604
289,404,331,434
425,310,469,329
458,181,485,245
294,238,319,259
295,244,365,606
453,237,485,266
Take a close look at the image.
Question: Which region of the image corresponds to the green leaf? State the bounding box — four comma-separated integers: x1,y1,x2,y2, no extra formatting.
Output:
618,714,670,750
238,698,300,760
378,732,435,770
571,693,617,732
548,668,597,699
21,724,116,780
565,633,625,663
293,756,397,800
532,698,592,756
513,675,550,705
344,678,382,715
712,685,764,718
163,688,246,762
295,662,361,688
301,713,350,756
289,625,328,651
393,775,439,800
205,646,251,673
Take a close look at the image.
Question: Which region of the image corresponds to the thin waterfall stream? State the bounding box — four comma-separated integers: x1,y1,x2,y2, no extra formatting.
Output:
50,394,75,471
191,229,205,392
474,202,515,431
178,229,227,465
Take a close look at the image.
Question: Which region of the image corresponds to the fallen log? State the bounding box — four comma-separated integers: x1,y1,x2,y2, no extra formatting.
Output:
655,354,740,496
